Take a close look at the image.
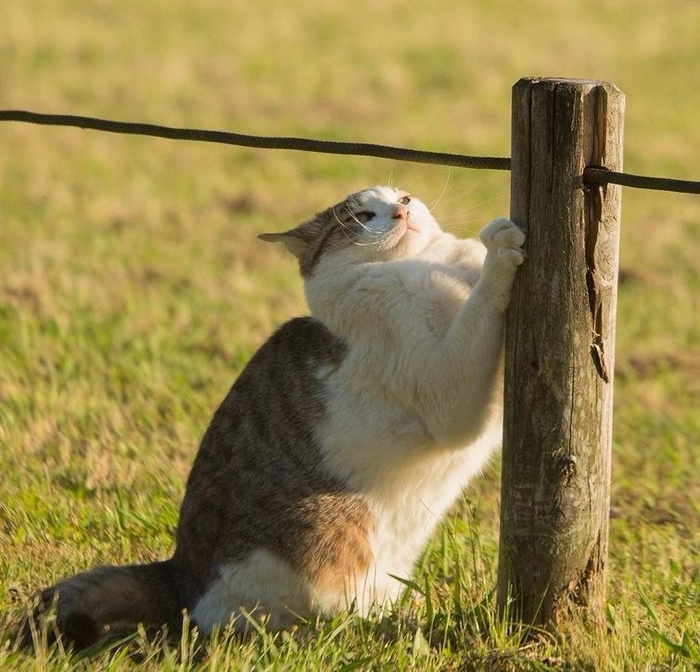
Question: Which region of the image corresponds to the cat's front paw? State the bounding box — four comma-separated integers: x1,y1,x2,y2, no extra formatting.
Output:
479,218,525,266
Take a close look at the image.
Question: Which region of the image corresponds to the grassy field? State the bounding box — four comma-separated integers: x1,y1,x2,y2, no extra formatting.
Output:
1,0,698,669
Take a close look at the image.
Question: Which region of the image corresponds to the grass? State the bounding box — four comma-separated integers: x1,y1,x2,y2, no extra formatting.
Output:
1,0,699,668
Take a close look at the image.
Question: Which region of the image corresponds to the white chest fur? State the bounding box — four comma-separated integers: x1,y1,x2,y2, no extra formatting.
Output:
308,232,504,610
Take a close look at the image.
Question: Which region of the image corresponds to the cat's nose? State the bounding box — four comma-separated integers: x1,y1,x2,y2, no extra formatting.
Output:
392,207,408,220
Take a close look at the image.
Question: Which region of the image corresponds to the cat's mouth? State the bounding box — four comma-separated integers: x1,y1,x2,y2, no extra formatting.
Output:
371,216,424,254
380,219,418,251
400,219,420,236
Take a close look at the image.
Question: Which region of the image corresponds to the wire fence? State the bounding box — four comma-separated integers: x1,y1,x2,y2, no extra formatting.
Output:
1,109,698,195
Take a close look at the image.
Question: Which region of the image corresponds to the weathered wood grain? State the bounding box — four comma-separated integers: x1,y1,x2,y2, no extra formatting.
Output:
497,78,625,625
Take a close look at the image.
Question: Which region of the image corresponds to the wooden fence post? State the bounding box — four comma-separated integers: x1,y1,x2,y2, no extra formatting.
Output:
496,78,625,625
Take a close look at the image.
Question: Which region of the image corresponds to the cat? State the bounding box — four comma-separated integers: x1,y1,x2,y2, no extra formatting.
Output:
17,186,525,649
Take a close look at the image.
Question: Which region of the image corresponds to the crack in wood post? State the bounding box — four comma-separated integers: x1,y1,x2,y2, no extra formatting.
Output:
497,78,624,628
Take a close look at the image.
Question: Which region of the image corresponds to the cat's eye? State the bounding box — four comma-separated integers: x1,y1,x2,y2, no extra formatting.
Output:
398,196,411,205
347,211,375,225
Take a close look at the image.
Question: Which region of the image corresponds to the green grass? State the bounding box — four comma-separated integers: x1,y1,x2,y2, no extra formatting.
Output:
1,0,699,668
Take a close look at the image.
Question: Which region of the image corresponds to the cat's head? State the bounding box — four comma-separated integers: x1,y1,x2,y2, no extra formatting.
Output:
258,186,441,276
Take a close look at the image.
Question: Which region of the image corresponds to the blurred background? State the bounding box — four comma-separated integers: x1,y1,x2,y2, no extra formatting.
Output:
1,0,698,666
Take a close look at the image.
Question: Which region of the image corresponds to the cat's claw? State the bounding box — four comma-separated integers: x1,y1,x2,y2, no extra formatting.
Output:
479,218,525,266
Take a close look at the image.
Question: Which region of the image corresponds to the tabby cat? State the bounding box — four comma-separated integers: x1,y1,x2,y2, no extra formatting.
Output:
20,186,525,648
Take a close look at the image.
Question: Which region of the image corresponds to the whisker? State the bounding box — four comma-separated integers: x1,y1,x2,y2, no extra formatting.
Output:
332,208,384,247
434,196,508,222
429,179,493,212
429,169,453,212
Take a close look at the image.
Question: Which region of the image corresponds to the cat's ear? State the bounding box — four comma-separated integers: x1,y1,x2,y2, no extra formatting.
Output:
257,231,308,258
258,224,314,259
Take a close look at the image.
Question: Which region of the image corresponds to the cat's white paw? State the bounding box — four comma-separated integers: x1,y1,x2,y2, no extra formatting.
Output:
479,218,525,266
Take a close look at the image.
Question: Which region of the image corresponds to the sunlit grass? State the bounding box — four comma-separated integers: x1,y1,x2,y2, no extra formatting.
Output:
1,0,699,668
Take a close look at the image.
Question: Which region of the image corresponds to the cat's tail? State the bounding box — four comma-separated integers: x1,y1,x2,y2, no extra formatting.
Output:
15,560,182,650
